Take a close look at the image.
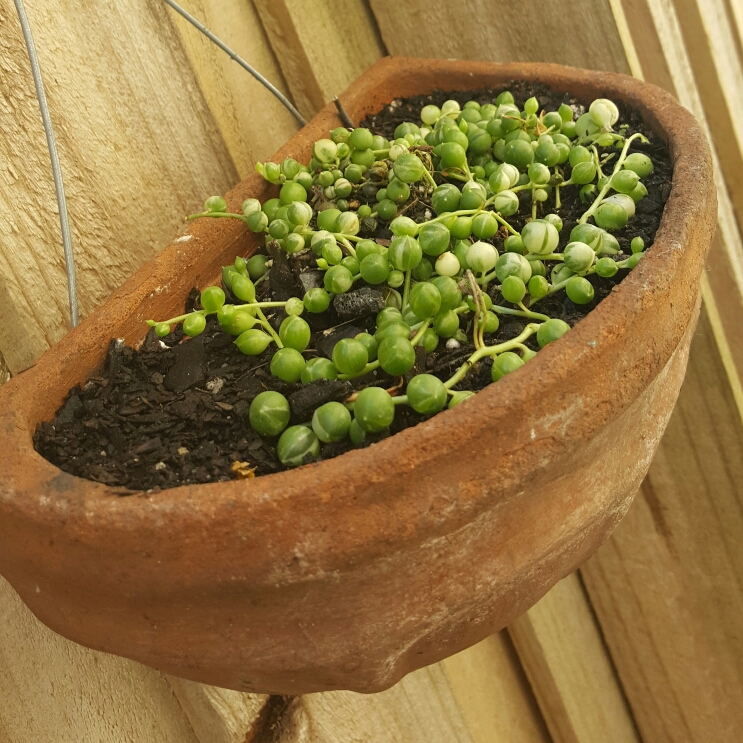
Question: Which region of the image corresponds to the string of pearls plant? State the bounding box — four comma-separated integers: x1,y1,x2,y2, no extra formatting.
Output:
148,92,655,467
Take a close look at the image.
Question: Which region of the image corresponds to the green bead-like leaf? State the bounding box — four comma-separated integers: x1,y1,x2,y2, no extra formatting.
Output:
354,387,395,433
277,425,320,466
249,391,291,437
406,374,447,414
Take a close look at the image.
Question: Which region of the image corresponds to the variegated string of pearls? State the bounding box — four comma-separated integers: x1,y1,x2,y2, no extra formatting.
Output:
149,91,653,466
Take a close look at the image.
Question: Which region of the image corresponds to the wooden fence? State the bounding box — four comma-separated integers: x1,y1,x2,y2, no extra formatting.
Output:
0,1,741,741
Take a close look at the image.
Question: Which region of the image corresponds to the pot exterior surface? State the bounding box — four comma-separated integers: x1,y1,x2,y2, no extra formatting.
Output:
0,58,716,694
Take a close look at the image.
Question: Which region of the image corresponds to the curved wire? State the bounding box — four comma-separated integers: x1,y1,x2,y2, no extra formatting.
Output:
162,0,307,127
13,0,79,328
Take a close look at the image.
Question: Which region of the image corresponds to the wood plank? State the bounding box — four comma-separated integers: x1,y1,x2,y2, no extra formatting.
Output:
369,0,630,74
617,0,743,402
0,0,289,373
254,634,550,743
0,577,201,743
441,633,552,743
166,677,269,743
170,0,299,179
508,574,640,743
669,0,743,237
253,0,385,119
581,306,743,743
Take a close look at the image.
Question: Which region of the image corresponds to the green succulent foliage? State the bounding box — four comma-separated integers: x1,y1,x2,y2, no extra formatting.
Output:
277,426,320,466
149,88,655,473
249,391,291,437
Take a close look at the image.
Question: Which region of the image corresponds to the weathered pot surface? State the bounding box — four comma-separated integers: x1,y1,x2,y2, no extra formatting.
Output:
0,58,716,694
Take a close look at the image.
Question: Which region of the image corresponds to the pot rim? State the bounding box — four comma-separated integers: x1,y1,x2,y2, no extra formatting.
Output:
0,58,715,528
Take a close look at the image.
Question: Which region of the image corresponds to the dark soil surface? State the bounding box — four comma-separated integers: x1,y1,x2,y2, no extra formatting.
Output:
35,84,673,493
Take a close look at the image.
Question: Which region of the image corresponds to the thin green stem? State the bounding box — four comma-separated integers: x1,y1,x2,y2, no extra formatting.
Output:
511,182,539,193
444,323,540,389
516,301,551,322
491,211,520,236
402,269,412,311
411,320,430,346
147,300,286,329
339,322,428,382
331,232,363,243
527,266,597,307
514,343,538,361
491,304,546,321
255,307,283,348
147,309,206,327
188,211,251,225
424,205,481,226
338,359,379,380
465,269,486,350
526,253,564,261
337,235,357,257
441,171,470,183
591,145,604,179
421,168,437,189
578,132,646,225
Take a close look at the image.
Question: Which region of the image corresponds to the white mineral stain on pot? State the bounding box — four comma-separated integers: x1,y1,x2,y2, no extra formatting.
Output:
147,283,171,297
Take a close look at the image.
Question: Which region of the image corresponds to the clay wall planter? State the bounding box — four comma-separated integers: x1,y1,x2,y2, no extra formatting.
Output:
0,58,716,694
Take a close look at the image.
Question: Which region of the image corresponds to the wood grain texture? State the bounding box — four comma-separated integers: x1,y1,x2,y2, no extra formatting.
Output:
0,577,200,743
581,306,743,743
253,0,385,119
0,352,9,385
509,574,640,743
369,0,630,73
0,0,242,373
169,0,299,179
670,0,743,234
440,633,551,743
255,634,550,743
1,0,741,739
620,0,743,398
167,677,269,743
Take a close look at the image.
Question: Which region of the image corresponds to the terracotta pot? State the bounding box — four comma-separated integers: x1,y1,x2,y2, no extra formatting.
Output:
0,58,715,694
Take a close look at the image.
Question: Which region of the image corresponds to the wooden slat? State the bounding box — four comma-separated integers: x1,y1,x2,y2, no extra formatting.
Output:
669,0,743,237
166,677,269,743
726,0,743,59
658,0,743,395
617,0,743,404
369,0,630,73
253,0,385,119
0,353,9,386
581,306,743,743
260,634,551,743
508,574,640,743
0,0,297,374
170,0,299,179
0,577,201,743
577,5,743,740
440,633,552,743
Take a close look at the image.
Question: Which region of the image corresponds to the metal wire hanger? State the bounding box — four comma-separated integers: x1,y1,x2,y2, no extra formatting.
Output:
13,0,79,327
12,0,309,332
